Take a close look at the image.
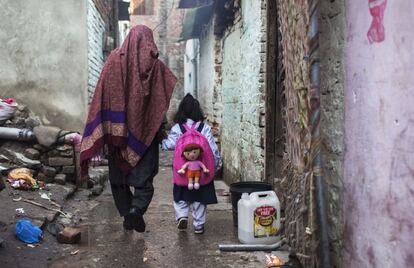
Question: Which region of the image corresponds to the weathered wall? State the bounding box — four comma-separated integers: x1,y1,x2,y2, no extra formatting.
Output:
0,0,89,131
130,0,185,124
198,21,215,122
344,1,414,267
87,0,106,103
319,0,346,267
277,0,314,265
219,0,267,183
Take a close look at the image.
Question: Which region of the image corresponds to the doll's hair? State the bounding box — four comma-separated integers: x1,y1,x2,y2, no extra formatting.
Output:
182,143,203,153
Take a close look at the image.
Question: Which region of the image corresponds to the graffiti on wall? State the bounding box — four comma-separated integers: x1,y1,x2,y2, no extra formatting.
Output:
367,0,387,43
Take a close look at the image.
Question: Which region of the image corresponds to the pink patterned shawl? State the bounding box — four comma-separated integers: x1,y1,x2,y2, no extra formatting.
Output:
80,25,177,178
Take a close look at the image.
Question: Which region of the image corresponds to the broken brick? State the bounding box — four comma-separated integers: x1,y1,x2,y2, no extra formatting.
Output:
61,166,75,174
24,148,40,160
57,227,81,244
54,174,66,185
48,157,73,166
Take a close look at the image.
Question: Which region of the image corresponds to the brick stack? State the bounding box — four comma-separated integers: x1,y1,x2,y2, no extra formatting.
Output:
36,144,76,185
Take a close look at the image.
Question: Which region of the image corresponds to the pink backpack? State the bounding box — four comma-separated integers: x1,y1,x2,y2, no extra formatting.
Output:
172,122,215,186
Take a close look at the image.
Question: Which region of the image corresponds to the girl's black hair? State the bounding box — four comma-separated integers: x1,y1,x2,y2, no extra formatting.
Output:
174,93,205,124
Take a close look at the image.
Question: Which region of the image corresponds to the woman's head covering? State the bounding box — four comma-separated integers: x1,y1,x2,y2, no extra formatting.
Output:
80,25,177,178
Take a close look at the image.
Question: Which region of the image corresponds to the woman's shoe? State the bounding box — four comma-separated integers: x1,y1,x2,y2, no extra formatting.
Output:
129,207,146,233
123,214,133,230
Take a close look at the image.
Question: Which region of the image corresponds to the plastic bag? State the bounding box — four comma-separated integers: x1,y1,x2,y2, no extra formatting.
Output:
15,220,43,244
0,98,18,122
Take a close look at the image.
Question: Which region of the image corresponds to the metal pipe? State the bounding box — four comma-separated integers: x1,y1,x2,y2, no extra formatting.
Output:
0,127,35,141
309,1,331,266
219,241,284,252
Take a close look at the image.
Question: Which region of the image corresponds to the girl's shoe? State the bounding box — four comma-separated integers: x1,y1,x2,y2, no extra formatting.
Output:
194,182,200,190
177,217,188,230
194,226,204,234
188,183,194,190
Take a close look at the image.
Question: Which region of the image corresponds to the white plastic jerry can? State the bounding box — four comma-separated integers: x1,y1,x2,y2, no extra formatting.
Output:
237,191,281,244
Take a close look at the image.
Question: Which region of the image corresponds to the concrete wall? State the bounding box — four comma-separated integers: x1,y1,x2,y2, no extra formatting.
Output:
219,0,267,183
198,22,215,122
319,1,346,267
87,0,106,103
0,0,89,131
344,1,414,267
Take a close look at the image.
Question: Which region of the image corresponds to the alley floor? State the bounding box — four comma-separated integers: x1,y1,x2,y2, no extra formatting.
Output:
0,151,289,268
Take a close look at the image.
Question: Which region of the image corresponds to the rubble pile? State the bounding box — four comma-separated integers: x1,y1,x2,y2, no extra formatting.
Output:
0,103,107,192
0,101,108,249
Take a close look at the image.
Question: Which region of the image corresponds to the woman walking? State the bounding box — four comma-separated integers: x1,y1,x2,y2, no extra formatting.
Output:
80,25,177,232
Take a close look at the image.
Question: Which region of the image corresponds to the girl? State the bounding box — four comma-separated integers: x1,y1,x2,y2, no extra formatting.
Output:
162,94,221,234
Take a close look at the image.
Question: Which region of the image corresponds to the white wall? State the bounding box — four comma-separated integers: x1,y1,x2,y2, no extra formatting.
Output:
87,0,106,103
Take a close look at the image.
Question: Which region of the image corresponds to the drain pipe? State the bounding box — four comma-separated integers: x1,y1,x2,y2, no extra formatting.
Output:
309,1,331,267
219,240,284,252
0,127,35,141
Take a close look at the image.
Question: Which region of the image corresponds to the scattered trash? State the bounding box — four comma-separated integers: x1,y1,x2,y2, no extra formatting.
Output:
266,254,284,267
15,208,25,214
305,227,312,235
13,197,68,218
7,168,38,190
92,258,100,263
0,98,18,124
27,244,38,248
15,220,43,244
143,257,148,262
40,192,51,200
70,250,80,255
46,223,64,237
57,227,81,244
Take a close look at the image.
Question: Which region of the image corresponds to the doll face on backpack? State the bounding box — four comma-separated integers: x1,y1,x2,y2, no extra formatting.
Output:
182,144,203,161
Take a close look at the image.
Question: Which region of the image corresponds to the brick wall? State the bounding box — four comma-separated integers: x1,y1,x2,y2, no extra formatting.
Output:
220,0,267,183
196,0,267,182
87,0,106,103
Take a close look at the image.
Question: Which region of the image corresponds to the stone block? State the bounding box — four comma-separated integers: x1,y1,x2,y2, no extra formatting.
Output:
61,166,75,174
48,157,73,167
24,148,40,160
57,227,81,244
42,166,57,177
56,145,74,157
37,172,54,183
90,185,103,196
54,174,66,185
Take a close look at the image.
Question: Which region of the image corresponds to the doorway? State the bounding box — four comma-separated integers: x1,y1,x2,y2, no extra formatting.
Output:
265,0,286,183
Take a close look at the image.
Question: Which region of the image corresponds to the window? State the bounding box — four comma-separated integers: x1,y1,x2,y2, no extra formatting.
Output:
132,0,154,15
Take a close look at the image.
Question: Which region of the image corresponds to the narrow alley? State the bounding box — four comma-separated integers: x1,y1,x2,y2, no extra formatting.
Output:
1,152,289,267
1,0,414,267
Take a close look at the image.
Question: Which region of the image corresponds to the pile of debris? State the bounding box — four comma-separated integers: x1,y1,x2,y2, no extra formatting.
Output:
0,99,109,249
0,100,107,193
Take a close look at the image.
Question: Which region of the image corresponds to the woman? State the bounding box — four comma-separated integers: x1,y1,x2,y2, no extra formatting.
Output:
80,25,177,232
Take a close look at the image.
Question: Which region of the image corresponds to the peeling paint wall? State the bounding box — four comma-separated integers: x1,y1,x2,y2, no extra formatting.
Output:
0,0,89,131
219,0,267,183
344,1,414,267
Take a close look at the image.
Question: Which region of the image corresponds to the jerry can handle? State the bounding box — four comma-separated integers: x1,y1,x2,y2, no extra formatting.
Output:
250,190,276,199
